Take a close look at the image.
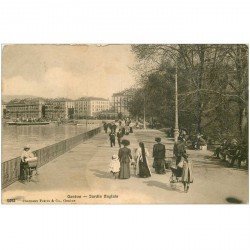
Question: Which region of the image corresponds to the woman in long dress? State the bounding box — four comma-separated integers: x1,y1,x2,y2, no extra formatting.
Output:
135,142,151,178
118,139,132,179
182,157,194,192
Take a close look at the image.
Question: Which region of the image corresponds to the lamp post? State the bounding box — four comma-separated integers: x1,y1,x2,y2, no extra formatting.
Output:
174,64,179,142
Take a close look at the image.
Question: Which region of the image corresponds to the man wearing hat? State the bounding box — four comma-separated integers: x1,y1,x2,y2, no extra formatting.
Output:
109,130,116,147
20,145,35,181
153,137,166,174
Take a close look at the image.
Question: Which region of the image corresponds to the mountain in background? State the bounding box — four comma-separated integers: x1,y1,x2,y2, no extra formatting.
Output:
2,95,42,103
2,95,110,103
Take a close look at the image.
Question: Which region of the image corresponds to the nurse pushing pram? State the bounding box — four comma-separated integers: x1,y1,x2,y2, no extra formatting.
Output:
171,137,193,192
20,145,38,182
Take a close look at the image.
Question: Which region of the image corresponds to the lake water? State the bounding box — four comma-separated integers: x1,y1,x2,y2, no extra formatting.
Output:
1,121,102,162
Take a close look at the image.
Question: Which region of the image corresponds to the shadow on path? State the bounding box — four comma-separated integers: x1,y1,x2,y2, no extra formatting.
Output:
143,180,183,193
90,169,113,179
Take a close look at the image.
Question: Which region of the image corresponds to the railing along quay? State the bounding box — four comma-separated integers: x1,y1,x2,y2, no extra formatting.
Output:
1,126,102,189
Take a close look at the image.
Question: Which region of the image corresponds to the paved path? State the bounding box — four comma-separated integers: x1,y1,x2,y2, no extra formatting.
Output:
2,130,248,204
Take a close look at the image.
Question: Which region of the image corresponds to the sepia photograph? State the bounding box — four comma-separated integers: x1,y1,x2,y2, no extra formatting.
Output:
1,44,249,204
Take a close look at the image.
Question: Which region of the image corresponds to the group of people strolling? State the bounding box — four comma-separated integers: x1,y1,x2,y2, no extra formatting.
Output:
109,135,193,192
109,139,151,179
103,120,133,148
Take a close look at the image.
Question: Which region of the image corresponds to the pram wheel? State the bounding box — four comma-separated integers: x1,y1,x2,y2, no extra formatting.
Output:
170,167,183,183
169,174,178,183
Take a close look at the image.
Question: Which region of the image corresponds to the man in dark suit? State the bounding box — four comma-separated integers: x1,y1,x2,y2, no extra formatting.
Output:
109,130,116,147
153,137,166,174
111,122,117,133
117,129,123,148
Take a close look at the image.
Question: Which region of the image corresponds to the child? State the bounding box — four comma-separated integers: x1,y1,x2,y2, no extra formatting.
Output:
109,155,120,179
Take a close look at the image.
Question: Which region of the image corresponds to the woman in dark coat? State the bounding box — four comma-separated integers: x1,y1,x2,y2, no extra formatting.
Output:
135,142,151,178
118,139,132,179
152,137,166,174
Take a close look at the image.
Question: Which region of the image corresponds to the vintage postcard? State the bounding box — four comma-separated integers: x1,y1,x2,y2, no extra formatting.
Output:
1,44,248,204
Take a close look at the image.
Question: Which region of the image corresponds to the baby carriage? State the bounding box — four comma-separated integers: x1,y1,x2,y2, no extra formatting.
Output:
21,157,38,182
170,166,183,183
169,159,184,183
27,157,38,181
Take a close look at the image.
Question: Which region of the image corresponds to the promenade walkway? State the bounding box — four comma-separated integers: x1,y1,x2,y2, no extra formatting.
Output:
2,129,248,204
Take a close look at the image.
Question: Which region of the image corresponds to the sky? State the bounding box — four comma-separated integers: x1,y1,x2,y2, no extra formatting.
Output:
2,44,137,100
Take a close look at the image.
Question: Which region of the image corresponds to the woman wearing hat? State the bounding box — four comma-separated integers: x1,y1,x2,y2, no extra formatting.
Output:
118,139,132,179
173,137,188,166
20,145,34,181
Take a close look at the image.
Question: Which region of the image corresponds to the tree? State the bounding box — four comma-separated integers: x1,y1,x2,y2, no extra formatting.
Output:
131,44,248,141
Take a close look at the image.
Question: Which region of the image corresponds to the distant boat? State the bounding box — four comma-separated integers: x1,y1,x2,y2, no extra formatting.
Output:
7,121,50,126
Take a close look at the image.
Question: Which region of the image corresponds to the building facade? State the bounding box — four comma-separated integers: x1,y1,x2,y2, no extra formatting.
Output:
1,103,7,118
74,97,110,118
6,100,45,120
45,100,75,120
112,89,134,116
89,98,110,117
5,97,110,120
74,98,90,118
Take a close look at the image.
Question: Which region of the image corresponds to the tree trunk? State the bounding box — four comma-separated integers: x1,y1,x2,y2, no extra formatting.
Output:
196,45,205,134
239,106,248,138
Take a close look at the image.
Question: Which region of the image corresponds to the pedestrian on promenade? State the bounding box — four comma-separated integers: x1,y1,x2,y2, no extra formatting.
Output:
197,135,207,150
20,145,35,181
109,154,120,179
173,137,188,166
121,126,126,136
109,130,116,147
214,138,228,158
103,122,108,133
118,139,132,179
182,157,194,192
227,139,239,167
117,129,123,148
135,142,151,178
111,122,117,133
125,124,130,135
152,137,166,174
129,122,133,133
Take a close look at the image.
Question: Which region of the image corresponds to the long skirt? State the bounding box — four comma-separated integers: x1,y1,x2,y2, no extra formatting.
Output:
139,161,151,178
119,161,130,179
153,158,166,174
122,127,125,136
182,161,194,183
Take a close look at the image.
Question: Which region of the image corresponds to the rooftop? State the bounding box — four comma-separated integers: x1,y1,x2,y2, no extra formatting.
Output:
76,96,109,101
112,88,136,96
5,96,108,105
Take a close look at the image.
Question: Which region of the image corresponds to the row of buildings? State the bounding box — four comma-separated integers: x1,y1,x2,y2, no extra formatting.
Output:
2,89,135,120
3,97,110,120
